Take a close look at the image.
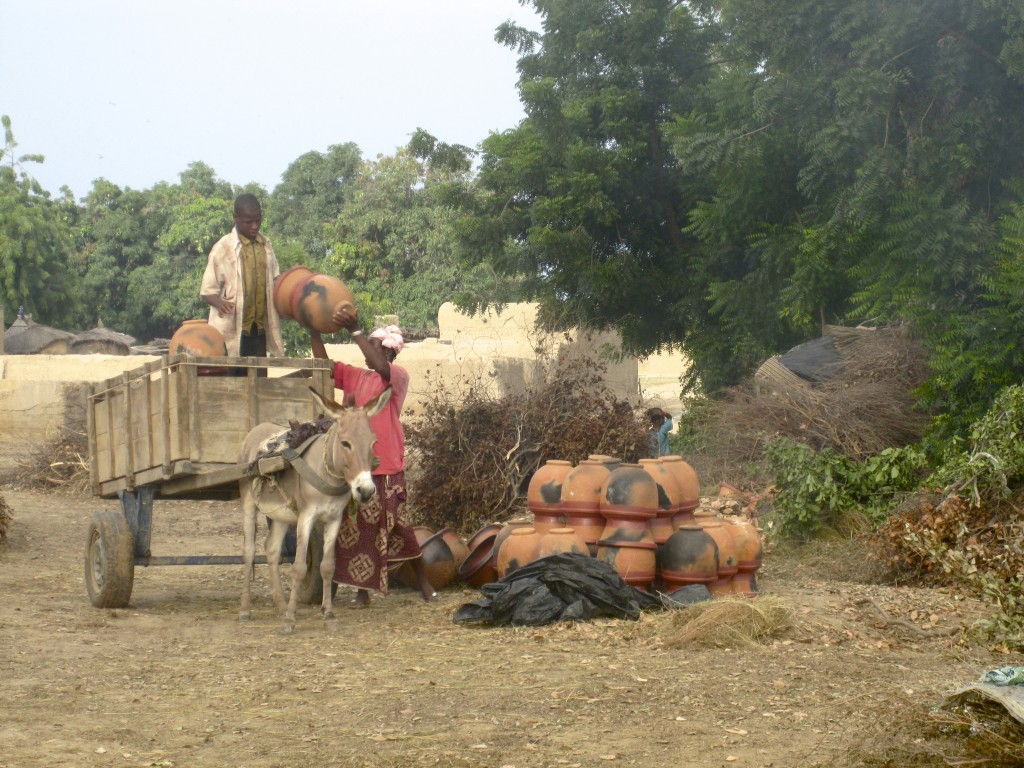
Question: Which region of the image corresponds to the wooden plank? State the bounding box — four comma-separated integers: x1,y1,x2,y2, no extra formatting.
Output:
86,386,98,495
159,361,171,475
158,463,249,496
123,371,135,490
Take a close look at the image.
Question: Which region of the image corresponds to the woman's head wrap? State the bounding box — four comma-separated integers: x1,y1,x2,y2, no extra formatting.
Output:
370,325,404,354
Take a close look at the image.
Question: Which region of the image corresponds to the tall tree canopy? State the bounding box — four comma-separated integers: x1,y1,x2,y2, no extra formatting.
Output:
0,116,75,323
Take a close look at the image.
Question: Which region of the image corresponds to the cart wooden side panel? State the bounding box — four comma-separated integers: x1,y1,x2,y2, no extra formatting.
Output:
87,355,335,499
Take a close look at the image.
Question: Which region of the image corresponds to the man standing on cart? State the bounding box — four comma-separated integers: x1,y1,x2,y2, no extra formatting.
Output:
310,304,436,607
200,193,284,367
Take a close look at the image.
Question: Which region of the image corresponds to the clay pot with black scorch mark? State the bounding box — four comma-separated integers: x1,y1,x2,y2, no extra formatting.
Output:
694,511,738,598
396,526,462,591
662,455,701,528
596,464,658,590
527,459,573,534
536,526,590,559
560,459,614,555
168,319,229,376
723,515,763,596
495,526,542,579
638,458,682,548
658,525,719,591
273,265,314,320
489,518,535,571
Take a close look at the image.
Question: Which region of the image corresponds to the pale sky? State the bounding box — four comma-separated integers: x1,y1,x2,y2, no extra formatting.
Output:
1,0,539,200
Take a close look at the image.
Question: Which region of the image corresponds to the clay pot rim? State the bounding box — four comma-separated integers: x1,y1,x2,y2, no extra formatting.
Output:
598,505,657,518
466,523,502,550
596,538,658,550
458,535,498,578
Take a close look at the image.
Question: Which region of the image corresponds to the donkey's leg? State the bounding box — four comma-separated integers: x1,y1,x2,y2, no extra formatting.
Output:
282,514,315,634
265,520,289,612
320,512,344,620
240,485,258,621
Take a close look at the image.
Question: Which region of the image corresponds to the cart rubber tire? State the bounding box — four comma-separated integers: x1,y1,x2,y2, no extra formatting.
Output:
297,531,326,604
84,509,135,608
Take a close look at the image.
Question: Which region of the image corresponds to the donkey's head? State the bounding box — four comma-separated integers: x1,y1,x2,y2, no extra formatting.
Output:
308,385,392,505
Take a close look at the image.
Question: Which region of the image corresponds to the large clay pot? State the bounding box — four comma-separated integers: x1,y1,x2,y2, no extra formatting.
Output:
397,527,462,590
169,319,227,357
290,273,355,334
495,526,542,579
458,534,499,588
724,515,763,596
528,459,573,534
662,455,700,527
168,319,229,376
639,458,681,545
561,460,615,554
528,460,573,512
658,525,719,590
489,518,534,569
694,511,738,598
598,464,658,545
438,527,470,572
536,527,589,559
273,265,314,320
596,543,656,591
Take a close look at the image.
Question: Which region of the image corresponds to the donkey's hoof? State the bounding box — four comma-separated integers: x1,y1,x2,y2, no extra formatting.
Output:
239,612,251,622
279,623,295,636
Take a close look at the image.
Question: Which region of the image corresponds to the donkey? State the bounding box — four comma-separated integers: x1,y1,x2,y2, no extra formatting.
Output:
238,385,391,633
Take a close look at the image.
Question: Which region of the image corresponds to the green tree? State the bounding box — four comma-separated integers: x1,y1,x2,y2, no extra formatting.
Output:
462,0,722,379
325,132,519,331
0,115,76,324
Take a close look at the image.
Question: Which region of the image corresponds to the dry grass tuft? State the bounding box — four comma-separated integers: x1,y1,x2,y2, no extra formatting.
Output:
660,595,793,649
12,429,91,495
845,689,1024,766
766,534,893,584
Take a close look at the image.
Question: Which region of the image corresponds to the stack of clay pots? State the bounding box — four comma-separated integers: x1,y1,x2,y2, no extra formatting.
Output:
273,265,355,333
596,463,659,591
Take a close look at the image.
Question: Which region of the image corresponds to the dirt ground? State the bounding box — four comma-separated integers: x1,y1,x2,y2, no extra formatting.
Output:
0,485,1019,768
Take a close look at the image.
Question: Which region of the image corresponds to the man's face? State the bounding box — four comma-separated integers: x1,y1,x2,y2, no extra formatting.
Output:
234,210,262,240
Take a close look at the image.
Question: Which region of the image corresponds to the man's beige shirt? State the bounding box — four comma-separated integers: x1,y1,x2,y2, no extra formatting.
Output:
200,227,284,356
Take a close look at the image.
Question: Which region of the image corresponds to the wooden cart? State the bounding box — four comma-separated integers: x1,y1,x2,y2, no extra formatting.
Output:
83,354,336,608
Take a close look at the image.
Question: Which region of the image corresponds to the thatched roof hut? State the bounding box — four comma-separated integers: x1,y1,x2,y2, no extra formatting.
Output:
3,320,75,355
69,322,137,355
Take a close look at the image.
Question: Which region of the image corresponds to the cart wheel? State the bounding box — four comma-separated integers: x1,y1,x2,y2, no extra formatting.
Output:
84,509,135,608
297,531,326,604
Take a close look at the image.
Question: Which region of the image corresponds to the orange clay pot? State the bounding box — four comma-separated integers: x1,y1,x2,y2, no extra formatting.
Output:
457,533,499,588
495,526,542,579
639,458,681,545
168,319,229,376
596,543,657,591
272,265,314,320
289,272,355,334
724,515,763,596
694,511,738,598
662,455,700,528
536,527,589,559
658,525,719,590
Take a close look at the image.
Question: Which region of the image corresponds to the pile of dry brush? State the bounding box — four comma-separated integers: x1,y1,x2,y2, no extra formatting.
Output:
10,429,92,496
406,355,650,534
682,325,931,488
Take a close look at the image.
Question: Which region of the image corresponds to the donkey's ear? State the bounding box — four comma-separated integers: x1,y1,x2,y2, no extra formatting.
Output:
363,385,392,418
309,386,344,417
